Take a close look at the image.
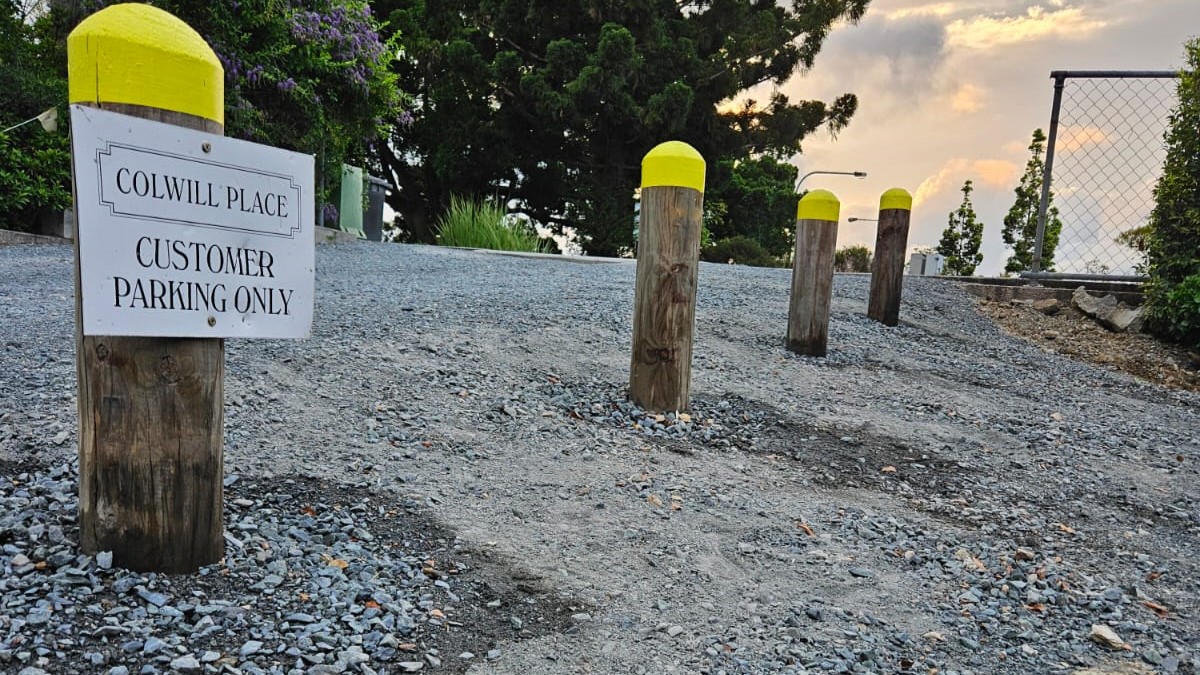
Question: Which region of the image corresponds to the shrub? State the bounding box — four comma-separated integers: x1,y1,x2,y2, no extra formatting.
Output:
834,245,872,273
435,196,551,253
0,128,71,233
1145,274,1200,349
701,236,780,267
1144,39,1200,348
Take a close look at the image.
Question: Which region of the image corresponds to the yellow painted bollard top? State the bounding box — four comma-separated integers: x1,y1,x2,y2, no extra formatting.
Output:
68,3,224,125
880,188,913,211
641,141,706,192
797,189,840,222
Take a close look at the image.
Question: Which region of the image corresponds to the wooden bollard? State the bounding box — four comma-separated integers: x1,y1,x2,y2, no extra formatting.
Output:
787,190,840,356
866,189,914,327
70,5,225,572
629,141,705,412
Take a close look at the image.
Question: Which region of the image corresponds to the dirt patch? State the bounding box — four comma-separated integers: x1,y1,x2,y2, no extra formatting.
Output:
976,297,1200,392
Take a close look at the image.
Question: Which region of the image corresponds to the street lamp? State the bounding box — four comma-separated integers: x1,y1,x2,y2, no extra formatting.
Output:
847,217,877,223
796,170,867,192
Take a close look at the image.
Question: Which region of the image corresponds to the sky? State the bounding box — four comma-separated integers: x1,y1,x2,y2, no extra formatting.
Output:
781,0,1198,275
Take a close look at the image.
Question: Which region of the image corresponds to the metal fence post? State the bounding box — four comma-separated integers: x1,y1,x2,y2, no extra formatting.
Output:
1033,72,1065,274
1028,70,1178,278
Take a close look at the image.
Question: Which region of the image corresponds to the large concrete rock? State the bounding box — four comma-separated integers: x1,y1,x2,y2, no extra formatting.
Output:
1072,286,1144,333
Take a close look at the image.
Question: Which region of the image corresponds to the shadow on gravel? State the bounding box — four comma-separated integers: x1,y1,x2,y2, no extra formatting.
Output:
545,377,980,524
0,459,576,675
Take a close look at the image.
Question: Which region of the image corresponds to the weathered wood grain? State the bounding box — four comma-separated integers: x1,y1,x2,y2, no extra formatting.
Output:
75,102,225,572
629,186,703,412
787,217,839,356
867,207,913,327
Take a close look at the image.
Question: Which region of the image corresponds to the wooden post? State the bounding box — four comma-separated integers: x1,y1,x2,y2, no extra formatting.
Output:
866,188,914,327
629,141,705,412
787,190,840,356
70,4,226,573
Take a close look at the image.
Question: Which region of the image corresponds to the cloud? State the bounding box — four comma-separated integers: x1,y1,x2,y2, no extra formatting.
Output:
829,13,949,87
948,83,987,112
1003,140,1028,155
914,159,967,207
973,159,1021,187
913,158,1021,206
884,2,962,20
946,5,1109,50
1057,125,1109,152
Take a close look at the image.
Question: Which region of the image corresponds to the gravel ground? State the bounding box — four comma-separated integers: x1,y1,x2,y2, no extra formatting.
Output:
1,241,1197,675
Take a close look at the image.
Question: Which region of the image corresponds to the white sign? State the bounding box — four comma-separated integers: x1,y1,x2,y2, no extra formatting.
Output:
71,105,315,338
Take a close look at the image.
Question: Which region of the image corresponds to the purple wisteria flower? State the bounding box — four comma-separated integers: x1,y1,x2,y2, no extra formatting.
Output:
321,203,340,225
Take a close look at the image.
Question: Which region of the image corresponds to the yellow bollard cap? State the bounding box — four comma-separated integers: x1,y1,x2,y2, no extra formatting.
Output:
880,188,913,211
69,3,224,125
796,189,840,222
641,141,705,192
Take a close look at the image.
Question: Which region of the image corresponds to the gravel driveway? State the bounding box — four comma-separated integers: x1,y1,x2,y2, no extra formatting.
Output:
1,242,1197,675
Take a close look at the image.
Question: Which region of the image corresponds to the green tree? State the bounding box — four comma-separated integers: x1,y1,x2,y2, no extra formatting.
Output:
834,245,871,272
936,179,984,276
705,157,799,258
1002,128,1062,274
374,0,868,255
46,0,404,214
0,0,71,232
1144,39,1200,348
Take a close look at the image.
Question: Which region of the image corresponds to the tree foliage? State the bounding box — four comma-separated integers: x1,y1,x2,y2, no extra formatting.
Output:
705,157,799,258
374,0,869,255
45,0,404,212
936,179,984,276
1002,129,1062,274
1144,39,1200,348
0,0,70,232
834,245,871,273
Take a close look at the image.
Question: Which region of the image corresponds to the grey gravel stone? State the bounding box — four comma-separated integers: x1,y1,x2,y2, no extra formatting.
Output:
168,655,200,674
2,243,1198,675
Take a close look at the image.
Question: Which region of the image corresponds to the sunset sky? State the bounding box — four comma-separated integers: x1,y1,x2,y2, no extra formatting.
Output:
785,0,1198,275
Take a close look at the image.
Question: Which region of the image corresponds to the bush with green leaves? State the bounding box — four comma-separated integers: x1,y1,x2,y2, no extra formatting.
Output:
435,196,551,253
1144,38,1200,349
834,245,872,273
1146,275,1200,348
701,236,781,268
0,130,71,232
1,0,70,232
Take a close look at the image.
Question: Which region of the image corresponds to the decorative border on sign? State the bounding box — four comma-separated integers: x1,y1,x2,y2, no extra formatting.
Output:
95,142,304,239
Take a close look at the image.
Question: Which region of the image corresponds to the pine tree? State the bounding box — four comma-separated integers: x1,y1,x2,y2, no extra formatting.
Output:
1002,129,1062,274
936,180,984,276
373,0,869,254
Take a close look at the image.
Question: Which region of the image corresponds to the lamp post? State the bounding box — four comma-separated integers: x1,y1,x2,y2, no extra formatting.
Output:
787,170,866,265
796,170,867,192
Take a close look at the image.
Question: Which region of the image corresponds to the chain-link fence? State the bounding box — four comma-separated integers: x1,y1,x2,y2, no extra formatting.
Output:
1033,71,1179,278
